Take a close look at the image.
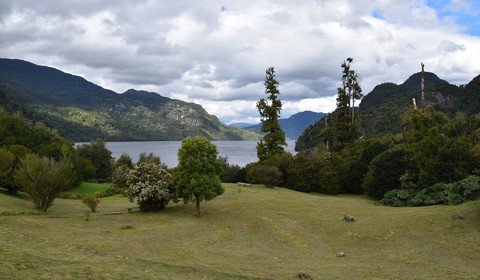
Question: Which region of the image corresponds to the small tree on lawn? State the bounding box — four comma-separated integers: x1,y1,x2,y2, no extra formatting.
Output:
125,162,175,212
82,194,100,213
173,136,224,216
14,154,75,211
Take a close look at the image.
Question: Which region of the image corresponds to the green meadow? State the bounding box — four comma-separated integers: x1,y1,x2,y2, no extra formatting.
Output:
1,184,479,279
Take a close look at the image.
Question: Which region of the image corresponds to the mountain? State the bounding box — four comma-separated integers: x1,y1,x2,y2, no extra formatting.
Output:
295,71,480,151
229,122,253,129
244,111,325,140
0,58,258,141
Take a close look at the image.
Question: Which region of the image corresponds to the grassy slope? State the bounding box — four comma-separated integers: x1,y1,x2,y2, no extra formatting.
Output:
69,182,112,196
1,185,479,279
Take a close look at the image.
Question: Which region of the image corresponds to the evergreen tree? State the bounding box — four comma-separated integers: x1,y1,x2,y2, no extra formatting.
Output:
332,58,362,148
256,67,287,161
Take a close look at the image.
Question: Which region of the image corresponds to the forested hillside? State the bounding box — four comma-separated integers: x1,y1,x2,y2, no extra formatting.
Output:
296,72,480,151
0,58,258,142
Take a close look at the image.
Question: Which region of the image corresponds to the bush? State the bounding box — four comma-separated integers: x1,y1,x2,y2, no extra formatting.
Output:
444,175,480,205
103,187,119,197
14,154,75,211
379,176,480,207
362,147,416,199
246,163,282,188
219,156,246,183
125,163,175,212
111,164,131,192
82,195,100,213
59,192,82,199
286,149,344,194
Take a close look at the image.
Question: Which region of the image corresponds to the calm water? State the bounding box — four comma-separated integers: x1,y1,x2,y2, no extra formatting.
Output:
106,140,297,168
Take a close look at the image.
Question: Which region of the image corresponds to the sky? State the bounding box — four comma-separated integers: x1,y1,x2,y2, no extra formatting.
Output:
1,0,480,124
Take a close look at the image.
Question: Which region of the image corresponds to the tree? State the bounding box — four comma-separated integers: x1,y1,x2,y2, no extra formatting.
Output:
256,67,287,162
14,154,75,211
125,162,175,212
111,164,131,190
82,194,101,213
173,136,224,215
113,153,134,170
362,147,416,199
76,139,113,181
0,147,15,193
137,152,161,166
332,58,362,147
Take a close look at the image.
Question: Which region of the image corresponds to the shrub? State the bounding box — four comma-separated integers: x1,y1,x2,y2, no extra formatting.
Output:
82,195,100,213
246,163,282,188
103,187,119,197
125,163,175,212
286,149,344,194
379,176,480,207
14,154,75,211
111,164,131,189
362,147,416,199
219,156,246,183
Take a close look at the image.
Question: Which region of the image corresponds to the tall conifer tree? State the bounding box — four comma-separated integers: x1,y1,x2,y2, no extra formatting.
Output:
256,67,287,162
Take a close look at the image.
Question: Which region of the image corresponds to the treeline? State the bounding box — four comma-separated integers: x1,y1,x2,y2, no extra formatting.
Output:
0,107,224,214
220,108,480,206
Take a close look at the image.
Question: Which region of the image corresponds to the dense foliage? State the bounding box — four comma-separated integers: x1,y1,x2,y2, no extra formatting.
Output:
0,107,83,196
173,136,224,215
76,139,113,181
379,175,480,207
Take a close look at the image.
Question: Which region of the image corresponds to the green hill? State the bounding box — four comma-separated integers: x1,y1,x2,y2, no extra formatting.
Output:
1,184,479,279
0,58,258,141
296,72,480,150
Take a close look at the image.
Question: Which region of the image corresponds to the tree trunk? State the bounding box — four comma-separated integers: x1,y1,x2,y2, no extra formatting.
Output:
195,195,200,216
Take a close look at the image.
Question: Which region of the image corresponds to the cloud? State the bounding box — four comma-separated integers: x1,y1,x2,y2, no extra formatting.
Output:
1,0,479,124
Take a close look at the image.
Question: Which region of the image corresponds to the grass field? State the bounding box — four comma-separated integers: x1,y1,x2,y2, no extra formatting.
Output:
69,182,113,196
1,184,479,279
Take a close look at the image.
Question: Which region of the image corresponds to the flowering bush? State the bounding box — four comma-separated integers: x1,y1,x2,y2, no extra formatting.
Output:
111,164,131,190
125,163,175,212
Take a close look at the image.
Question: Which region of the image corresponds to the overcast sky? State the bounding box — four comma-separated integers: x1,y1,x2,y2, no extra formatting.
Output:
1,0,480,124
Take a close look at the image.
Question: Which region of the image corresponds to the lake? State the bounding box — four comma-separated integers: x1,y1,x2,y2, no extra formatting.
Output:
105,140,297,168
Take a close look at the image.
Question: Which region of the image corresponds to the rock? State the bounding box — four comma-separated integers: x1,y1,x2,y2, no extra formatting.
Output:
451,214,465,220
343,215,355,221
297,271,313,279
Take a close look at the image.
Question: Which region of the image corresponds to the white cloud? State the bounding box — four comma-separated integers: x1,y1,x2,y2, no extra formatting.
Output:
1,0,479,124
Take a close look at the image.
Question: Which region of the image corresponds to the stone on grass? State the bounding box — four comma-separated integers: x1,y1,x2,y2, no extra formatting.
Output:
343,214,355,221
451,214,465,220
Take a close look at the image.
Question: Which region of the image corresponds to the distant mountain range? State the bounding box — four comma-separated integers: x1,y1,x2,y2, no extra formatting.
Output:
0,58,258,141
233,111,325,140
296,71,480,151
